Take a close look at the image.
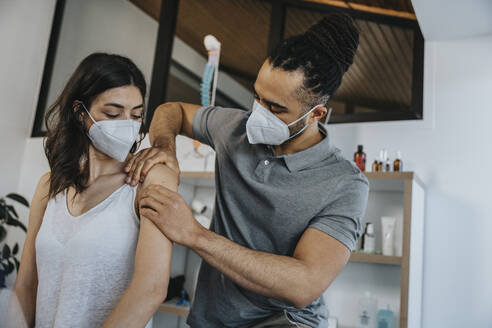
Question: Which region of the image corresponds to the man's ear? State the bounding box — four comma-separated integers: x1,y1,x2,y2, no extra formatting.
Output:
310,105,328,123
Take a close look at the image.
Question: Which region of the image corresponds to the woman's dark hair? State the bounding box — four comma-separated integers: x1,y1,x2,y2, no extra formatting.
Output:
44,53,147,199
269,12,359,108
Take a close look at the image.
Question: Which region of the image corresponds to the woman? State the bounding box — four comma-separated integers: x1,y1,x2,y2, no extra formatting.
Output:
8,53,177,327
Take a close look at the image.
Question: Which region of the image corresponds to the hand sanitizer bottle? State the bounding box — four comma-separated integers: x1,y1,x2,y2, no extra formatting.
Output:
377,304,395,328
357,291,378,328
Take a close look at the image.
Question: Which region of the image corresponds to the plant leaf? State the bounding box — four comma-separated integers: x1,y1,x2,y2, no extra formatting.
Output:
6,260,14,274
14,257,20,272
13,243,19,255
7,205,18,218
6,217,27,232
5,193,29,207
0,226,6,243
2,244,10,259
0,271,5,288
0,206,7,221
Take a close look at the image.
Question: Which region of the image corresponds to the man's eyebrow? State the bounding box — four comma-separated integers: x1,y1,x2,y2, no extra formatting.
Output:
252,86,287,110
104,103,143,110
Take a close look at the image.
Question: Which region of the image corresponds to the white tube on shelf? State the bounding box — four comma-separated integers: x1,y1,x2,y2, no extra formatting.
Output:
381,216,396,256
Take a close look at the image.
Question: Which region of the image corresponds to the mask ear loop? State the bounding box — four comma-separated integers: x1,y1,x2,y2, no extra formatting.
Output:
286,103,328,141
324,107,333,124
287,103,323,127
80,102,97,124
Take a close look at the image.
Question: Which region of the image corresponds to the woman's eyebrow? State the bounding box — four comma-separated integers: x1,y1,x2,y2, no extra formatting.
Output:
104,103,124,109
103,103,143,110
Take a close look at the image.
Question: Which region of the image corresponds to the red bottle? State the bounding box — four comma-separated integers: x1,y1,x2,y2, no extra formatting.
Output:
354,145,366,171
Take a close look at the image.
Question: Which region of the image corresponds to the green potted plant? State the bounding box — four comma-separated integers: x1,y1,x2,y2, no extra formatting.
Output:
0,193,28,288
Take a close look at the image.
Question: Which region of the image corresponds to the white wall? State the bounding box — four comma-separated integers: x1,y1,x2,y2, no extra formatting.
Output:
0,0,56,195
0,0,57,280
412,0,492,41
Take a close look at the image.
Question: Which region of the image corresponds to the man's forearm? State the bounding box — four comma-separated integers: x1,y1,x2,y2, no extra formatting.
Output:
149,102,184,149
190,227,315,308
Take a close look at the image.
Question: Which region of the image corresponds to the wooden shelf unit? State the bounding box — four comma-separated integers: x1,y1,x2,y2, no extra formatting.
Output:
158,298,190,317
175,171,425,328
350,252,402,265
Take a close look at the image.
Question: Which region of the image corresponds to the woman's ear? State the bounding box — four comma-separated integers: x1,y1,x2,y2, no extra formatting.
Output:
72,100,81,112
72,100,86,125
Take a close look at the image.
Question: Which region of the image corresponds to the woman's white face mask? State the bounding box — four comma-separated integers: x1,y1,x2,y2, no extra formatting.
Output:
81,103,141,162
246,100,323,145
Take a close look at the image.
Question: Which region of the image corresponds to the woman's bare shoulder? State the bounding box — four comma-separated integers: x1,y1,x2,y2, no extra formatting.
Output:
35,172,51,201
137,164,179,195
27,172,51,228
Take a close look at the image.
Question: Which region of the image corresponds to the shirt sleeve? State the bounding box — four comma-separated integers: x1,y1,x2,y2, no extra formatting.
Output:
308,173,369,252
192,105,247,150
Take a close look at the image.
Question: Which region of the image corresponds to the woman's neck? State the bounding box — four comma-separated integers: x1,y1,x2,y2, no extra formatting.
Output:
87,146,125,183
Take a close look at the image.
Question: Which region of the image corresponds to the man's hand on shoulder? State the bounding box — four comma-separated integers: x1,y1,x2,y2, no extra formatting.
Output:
139,183,206,248
124,146,180,186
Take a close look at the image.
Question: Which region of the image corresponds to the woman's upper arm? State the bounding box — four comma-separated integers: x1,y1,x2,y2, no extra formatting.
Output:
14,172,50,290
132,165,178,291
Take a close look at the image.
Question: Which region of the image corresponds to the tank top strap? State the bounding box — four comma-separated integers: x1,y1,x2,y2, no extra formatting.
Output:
116,183,140,225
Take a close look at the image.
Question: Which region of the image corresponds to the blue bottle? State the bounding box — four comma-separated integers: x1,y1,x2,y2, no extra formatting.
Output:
377,304,395,328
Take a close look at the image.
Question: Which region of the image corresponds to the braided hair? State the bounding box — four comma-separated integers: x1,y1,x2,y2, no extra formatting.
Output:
269,12,359,109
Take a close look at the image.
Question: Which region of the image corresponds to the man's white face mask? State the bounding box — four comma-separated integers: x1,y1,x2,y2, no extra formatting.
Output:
81,103,141,162
246,100,323,145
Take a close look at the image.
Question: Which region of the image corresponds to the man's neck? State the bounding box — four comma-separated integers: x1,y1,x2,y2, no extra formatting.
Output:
273,123,324,156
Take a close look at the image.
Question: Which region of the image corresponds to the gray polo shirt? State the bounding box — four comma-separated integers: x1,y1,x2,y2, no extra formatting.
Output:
187,106,369,328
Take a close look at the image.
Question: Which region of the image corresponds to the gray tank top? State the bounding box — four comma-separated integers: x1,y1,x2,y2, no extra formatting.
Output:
35,183,153,328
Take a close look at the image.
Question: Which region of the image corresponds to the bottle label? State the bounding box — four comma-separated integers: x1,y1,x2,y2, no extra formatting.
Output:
360,310,370,325
355,156,366,171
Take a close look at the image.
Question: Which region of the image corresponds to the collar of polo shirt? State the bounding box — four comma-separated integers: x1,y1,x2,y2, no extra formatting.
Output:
273,123,334,173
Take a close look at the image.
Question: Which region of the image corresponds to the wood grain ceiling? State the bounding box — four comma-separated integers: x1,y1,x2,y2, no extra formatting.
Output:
130,0,417,111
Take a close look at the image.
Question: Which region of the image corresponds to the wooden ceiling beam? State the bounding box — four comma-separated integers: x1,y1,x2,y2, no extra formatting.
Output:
303,0,417,20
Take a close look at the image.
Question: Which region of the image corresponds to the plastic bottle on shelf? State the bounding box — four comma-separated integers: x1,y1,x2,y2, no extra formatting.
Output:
372,158,379,172
377,150,384,172
361,222,375,254
357,291,378,328
377,304,395,328
384,150,391,172
354,145,366,172
393,151,403,172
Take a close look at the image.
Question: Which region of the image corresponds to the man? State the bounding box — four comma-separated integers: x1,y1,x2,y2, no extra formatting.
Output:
126,13,369,328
